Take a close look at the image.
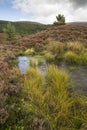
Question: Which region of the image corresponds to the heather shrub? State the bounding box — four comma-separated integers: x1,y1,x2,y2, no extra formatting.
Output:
0,67,24,130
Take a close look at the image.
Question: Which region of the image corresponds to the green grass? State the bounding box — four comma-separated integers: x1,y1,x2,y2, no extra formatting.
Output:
46,40,64,59
64,51,79,64
67,41,85,54
80,52,87,65
64,51,87,65
24,48,35,55
29,59,37,68
37,57,45,65
23,65,87,130
44,52,55,63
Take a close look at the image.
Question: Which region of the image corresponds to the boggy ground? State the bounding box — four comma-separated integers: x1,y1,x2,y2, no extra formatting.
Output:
0,24,87,130
0,24,87,80
0,24,87,92
0,24,87,102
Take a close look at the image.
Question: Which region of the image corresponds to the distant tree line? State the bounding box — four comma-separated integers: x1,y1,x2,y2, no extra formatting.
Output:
3,14,65,42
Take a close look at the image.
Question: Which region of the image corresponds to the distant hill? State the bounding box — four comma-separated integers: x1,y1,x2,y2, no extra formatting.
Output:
0,20,50,35
67,22,87,26
1,20,87,35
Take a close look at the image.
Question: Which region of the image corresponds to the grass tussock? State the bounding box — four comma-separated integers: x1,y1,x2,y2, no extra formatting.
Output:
64,51,87,65
79,52,87,65
44,52,55,63
29,59,37,68
64,51,79,64
46,40,64,59
23,65,87,130
67,41,85,54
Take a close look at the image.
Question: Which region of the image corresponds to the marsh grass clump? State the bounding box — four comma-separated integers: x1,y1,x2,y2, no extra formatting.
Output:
79,52,87,65
23,65,87,130
69,94,87,129
37,57,44,65
25,67,43,90
24,48,35,55
64,51,79,64
46,40,65,59
67,41,85,54
29,59,37,68
44,52,55,63
23,65,70,130
38,50,48,56
64,51,87,65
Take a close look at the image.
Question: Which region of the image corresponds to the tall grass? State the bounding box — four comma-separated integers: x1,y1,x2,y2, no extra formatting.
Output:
67,41,85,54
64,51,79,64
29,59,37,68
64,51,87,65
23,65,87,130
80,52,87,65
44,52,55,63
46,40,64,59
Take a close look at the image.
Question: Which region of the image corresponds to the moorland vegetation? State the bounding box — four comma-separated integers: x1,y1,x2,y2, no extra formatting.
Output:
0,17,87,130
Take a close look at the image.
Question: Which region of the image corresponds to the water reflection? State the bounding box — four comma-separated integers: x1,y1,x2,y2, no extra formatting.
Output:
18,56,30,73
59,63,87,94
18,56,87,93
18,56,47,74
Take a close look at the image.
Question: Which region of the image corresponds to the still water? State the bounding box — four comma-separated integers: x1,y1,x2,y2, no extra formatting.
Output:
18,56,47,74
18,56,87,94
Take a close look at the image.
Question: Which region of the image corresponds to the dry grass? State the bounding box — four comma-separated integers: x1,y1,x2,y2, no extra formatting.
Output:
67,41,85,54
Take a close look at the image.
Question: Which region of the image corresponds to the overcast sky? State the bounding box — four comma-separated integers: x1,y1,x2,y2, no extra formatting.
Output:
0,0,87,24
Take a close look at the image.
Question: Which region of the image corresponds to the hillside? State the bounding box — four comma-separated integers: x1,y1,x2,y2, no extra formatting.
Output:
16,24,87,51
0,23,87,52
0,20,49,35
67,22,87,26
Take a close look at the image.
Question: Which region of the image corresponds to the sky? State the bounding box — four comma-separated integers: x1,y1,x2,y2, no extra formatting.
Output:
0,0,87,24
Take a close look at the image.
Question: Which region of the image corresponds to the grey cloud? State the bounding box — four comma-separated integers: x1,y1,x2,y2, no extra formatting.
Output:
43,0,87,8
12,0,87,23
70,0,87,8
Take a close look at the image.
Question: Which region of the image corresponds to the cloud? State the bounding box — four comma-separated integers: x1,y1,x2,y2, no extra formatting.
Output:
70,0,87,8
12,0,87,23
71,8,87,22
